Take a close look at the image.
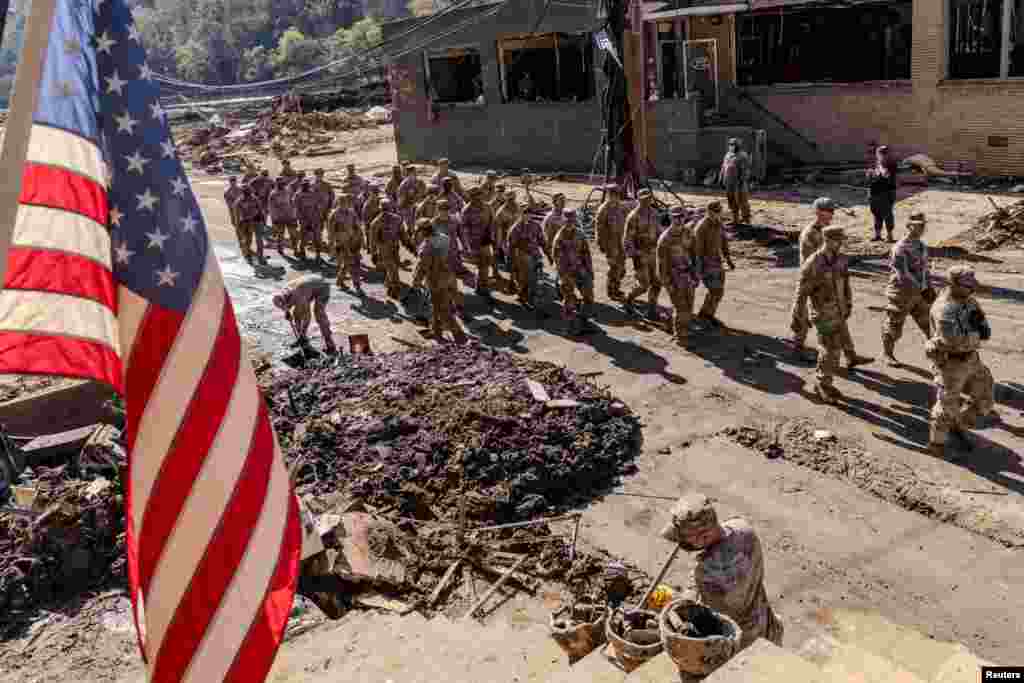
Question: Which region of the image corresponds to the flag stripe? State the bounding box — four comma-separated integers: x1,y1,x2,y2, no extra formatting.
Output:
0,290,118,349
225,492,301,683
143,341,259,663
0,331,122,390
183,445,292,683
6,247,116,310
20,161,108,226
27,123,109,188
116,286,149,376
152,395,270,683
136,294,237,594
13,204,112,270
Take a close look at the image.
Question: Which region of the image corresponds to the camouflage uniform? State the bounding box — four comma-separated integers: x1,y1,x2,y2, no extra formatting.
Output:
926,266,996,451
797,227,852,400
542,197,567,293
274,274,336,353
385,166,403,202
657,213,699,346
224,179,243,228
595,185,628,299
790,220,826,347
413,193,439,250
623,192,662,317
883,214,932,361
553,212,595,334
313,172,336,249
233,190,264,262
412,223,467,343
507,213,546,307
293,183,324,261
397,172,425,233
720,138,752,225
459,188,496,297
329,197,363,291
493,192,520,274
362,188,383,264
430,160,463,196
268,181,298,254
692,204,732,323
434,204,473,313
371,203,408,298
480,171,499,204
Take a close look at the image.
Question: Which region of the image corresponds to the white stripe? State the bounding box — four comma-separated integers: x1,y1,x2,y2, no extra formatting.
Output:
117,287,149,377
13,204,111,269
27,124,109,188
0,290,118,349
142,357,260,665
183,446,291,683
131,248,224,541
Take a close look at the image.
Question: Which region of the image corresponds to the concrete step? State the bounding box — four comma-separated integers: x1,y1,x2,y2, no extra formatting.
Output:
815,639,928,683
543,645,626,683
703,639,830,683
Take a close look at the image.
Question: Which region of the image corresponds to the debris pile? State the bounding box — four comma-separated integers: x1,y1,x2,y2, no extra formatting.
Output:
262,343,648,617
969,199,1024,250
0,376,60,404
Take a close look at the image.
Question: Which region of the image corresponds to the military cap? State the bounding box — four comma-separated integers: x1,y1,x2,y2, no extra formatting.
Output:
812,197,836,211
670,206,686,217
505,190,517,200
260,169,269,175
707,200,723,212
660,493,718,544
314,168,325,175
908,212,927,225
495,183,507,190
948,265,978,287
406,165,417,172
436,199,451,211
467,186,483,197
392,164,402,170
877,145,890,153
486,170,498,177
822,226,846,240
552,192,566,200
604,183,621,192
637,189,653,199
347,163,356,169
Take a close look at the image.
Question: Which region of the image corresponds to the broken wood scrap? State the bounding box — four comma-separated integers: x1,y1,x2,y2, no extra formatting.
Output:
429,558,463,607
462,555,537,595
463,554,529,621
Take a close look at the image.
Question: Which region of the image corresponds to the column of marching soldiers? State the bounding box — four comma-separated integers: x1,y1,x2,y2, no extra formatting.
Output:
226,156,999,460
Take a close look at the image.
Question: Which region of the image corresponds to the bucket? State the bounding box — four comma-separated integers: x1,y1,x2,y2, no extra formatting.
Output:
605,608,664,673
349,334,371,354
549,603,607,663
659,598,741,677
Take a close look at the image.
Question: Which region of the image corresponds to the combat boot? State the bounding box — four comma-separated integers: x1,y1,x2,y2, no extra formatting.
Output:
845,353,875,370
791,341,816,363
882,336,900,366
928,441,946,458
623,299,640,317
815,383,843,404
646,303,662,322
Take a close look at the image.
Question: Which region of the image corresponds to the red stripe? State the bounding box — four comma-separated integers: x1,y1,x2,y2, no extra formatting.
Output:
20,162,108,226
4,247,116,312
124,304,181,454
0,331,123,393
137,294,239,596
225,491,301,683
150,399,274,683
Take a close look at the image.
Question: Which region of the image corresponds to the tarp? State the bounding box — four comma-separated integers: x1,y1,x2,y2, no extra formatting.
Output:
643,0,749,20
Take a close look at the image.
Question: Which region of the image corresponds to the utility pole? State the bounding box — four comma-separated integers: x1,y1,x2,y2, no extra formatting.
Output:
602,0,637,193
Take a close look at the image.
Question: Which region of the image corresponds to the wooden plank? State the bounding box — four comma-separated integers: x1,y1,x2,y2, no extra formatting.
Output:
525,379,551,402
463,554,528,620
428,559,462,607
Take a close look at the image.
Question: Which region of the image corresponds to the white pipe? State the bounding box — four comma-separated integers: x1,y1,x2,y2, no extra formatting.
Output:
644,3,749,21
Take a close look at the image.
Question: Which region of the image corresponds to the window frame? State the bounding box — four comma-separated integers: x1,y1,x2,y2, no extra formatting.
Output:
422,43,486,107
496,31,595,104
947,0,1024,80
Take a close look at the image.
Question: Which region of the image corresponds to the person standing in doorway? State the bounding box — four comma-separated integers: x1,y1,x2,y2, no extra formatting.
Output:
868,145,898,242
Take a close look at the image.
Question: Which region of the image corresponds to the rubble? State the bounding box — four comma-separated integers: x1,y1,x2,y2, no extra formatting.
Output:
959,199,1024,251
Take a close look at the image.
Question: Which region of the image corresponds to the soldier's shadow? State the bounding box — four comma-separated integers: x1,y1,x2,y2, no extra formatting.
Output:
351,296,403,322
685,325,808,396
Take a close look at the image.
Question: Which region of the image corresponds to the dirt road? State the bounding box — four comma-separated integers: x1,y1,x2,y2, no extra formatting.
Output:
3,134,1022,682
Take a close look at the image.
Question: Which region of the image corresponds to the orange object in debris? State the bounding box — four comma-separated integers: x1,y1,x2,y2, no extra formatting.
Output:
349,334,371,354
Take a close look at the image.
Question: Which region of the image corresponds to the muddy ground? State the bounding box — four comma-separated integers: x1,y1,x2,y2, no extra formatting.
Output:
2,127,1023,682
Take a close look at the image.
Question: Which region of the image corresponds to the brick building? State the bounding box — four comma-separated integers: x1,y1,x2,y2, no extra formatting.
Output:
385,0,1024,177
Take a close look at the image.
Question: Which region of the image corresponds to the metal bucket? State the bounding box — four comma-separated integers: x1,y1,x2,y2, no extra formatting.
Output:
549,603,607,664
658,598,742,678
605,608,664,673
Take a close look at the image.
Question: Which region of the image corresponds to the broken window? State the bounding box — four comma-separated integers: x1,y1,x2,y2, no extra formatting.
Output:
424,46,484,105
736,2,912,86
949,0,1003,78
1007,0,1024,75
657,21,683,99
497,33,594,103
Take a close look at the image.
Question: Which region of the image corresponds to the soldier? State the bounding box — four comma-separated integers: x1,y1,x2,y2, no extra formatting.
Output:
623,189,662,320
312,168,335,251
790,197,836,358
224,176,243,230
293,179,324,262
720,138,752,226
412,185,441,249
342,163,367,201
459,186,496,302
434,199,473,316
489,183,507,214
481,170,499,204
272,274,337,355
692,201,736,327
280,159,298,180
385,164,404,201
252,169,275,216
441,176,465,215
795,227,873,404
868,145,898,242
657,207,700,349
398,165,425,234
926,266,998,458
493,189,520,276
660,493,784,651
553,209,597,335
233,184,265,263
412,218,468,344
268,176,299,256
882,213,935,366
521,171,538,211
595,183,629,300
329,193,363,294
362,184,383,265
370,198,411,299
542,193,568,294
431,157,463,196
507,208,547,311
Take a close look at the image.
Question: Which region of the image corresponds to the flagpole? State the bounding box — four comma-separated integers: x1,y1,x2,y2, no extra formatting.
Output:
0,0,59,287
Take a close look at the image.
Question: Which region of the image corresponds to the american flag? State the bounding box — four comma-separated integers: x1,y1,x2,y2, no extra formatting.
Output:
0,0,301,680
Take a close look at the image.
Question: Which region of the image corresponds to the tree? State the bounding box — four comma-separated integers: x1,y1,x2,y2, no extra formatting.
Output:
324,16,382,83
407,0,434,17
271,27,324,76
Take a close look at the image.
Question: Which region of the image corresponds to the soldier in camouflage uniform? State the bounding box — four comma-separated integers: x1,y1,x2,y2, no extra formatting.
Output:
398,165,426,234
542,193,568,295
623,189,662,320
412,185,441,250
790,197,835,358
720,138,752,226
268,176,298,256
657,207,700,349
224,176,243,230
385,164,403,202
692,201,735,327
362,184,383,266
595,183,629,300
926,266,998,458
371,198,411,299
312,168,335,250
441,176,465,216
329,193,363,293
412,218,468,344
481,170,499,204
279,159,297,181
272,274,337,354
251,170,274,238
233,184,265,263
434,200,473,316
342,163,367,203
430,157,463,196
459,186,496,302
507,208,548,311
489,183,507,214
553,209,597,335
493,190,520,277
882,213,934,366
293,179,324,262
660,493,784,652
